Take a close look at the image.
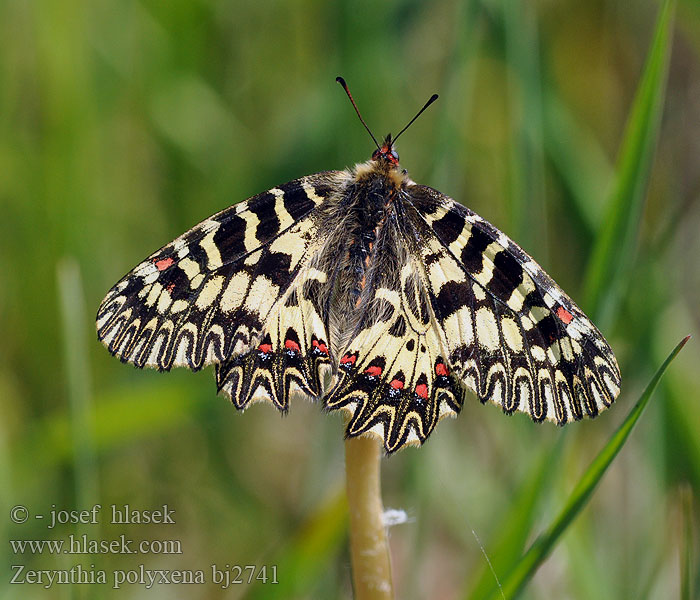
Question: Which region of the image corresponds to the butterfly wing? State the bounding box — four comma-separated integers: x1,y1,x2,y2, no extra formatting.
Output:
324,184,620,453
408,184,621,424
97,172,344,408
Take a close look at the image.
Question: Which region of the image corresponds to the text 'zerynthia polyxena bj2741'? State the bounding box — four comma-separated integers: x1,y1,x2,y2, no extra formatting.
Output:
97,77,620,454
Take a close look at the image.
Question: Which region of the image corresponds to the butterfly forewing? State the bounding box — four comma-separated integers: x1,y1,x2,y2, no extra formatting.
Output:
406,184,621,424
96,172,342,386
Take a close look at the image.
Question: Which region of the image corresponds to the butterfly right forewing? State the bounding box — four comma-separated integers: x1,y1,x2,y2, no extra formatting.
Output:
406,184,620,424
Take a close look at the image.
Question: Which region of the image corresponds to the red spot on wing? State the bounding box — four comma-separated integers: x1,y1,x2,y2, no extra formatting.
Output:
365,365,382,377
258,343,272,354
415,383,429,400
154,257,174,271
340,353,356,366
557,306,574,324
389,379,404,390
166,283,175,293
312,339,329,354
284,339,301,352
435,363,449,376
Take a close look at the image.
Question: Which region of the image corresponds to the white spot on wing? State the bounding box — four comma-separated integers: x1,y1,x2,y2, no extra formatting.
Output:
200,228,223,270
170,299,189,314
473,284,486,301
245,276,280,317
190,273,205,289
178,257,200,280
244,248,263,266
560,337,574,361
547,343,562,365
145,282,163,307
241,211,260,253
221,272,250,313
530,345,546,362
501,317,523,352
195,276,224,310
157,288,173,312
476,307,500,351
270,187,295,229
443,305,474,348
133,260,157,278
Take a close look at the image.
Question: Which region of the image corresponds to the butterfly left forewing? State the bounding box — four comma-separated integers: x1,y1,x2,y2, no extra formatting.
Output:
96,172,341,398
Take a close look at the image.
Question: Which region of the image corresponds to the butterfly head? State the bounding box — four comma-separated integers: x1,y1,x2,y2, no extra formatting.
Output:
371,135,400,166
336,77,438,173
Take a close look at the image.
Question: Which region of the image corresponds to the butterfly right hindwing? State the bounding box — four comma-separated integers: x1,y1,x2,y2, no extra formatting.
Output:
322,190,466,452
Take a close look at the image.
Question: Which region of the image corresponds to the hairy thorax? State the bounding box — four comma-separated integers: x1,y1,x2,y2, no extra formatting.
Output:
310,160,411,354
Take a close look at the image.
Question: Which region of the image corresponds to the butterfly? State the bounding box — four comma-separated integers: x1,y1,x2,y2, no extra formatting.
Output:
96,78,620,453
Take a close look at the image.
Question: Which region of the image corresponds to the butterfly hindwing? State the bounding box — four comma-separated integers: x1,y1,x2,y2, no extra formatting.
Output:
323,196,465,452
96,172,342,405
214,265,334,411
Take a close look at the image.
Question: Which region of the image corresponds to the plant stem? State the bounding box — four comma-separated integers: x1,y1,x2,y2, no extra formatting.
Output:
344,435,394,600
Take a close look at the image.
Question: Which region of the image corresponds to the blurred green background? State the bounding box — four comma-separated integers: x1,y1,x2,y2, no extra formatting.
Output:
2,0,699,598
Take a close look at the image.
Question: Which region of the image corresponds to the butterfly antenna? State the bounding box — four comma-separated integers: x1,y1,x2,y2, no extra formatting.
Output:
336,76,380,150
393,93,439,143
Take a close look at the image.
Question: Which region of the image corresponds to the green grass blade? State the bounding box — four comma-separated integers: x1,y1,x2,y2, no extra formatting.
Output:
248,487,348,600
57,257,99,507
465,436,564,600
583,0,676,327
487,335,690,600
680,484,695,600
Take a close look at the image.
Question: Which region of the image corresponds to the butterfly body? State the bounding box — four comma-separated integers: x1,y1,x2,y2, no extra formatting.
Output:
97,136,620,453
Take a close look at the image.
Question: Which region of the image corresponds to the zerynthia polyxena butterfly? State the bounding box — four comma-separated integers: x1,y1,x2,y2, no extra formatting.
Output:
97,77,620,453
